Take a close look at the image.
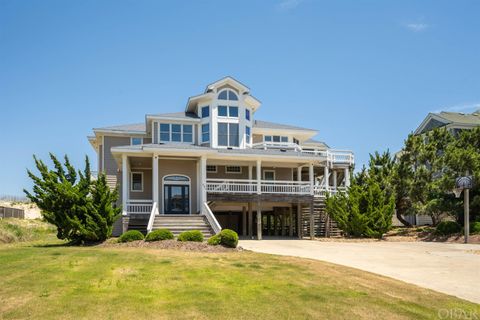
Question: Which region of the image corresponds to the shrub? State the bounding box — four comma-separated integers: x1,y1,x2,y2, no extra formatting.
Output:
207,229,239,248
119,230,144,243
177,230,203,242
470,222,480,234
219,229,239,248
145,229,174,242
435,221,461,236
207,234,221,245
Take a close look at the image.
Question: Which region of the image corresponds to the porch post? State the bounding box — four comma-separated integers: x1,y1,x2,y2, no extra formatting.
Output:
152,154,159,212
333,170,337,190
122,154,128,216
309,163,314,195
242,206,247,237
297,203,302,239
344,167,350,187
257,200,262,240
289,205,294,237
297,166,302,181
256,159,261,194
324,166,330,190
310,201,315,240
248,164,253,180
200,156,207,212
248,202,253,238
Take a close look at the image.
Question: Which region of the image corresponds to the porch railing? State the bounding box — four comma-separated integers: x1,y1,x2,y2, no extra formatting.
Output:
205,179,258,194
126,200,153,214
261,180,311,194
203,202,222,234
146,202,158,234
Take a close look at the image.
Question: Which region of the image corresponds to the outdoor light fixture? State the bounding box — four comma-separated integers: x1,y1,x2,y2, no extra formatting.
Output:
453,174,474,243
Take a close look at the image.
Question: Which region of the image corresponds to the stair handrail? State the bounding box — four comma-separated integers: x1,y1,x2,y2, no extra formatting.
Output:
203,202,222,234
146,202,157,234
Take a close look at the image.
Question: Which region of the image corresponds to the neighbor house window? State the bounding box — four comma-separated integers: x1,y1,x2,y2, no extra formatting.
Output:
131,137,143,145
131,172,143,192
218,122,239,147
226,166,242,174
159,124,194,143
245,126,251,144
202,123,210,143
218,90,238,101
206,165,217,173
201,106,209,118
245,109,250,121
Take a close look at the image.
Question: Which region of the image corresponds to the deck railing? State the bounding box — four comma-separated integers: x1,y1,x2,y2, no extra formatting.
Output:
146,202,158,233
205,179,258,194
251,143,354,165
203,202,222,234
261,180,311,194
126,200,153,214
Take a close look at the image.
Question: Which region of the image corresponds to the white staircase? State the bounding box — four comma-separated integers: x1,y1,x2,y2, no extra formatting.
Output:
152,215,214,238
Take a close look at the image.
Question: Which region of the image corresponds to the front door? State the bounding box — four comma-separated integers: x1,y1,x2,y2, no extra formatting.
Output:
164,184,190,214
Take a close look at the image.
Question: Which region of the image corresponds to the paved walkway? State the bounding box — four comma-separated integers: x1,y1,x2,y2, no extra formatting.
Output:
239,240,480,304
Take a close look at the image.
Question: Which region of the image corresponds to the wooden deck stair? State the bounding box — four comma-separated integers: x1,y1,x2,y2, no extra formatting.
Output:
152,215,214,238
301,196,342,237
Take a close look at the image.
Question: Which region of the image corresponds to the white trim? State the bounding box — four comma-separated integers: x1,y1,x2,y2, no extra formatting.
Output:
263,170,276,181
130,137,143,145
226,166,242,174
161,174,192,215
130,172,144,192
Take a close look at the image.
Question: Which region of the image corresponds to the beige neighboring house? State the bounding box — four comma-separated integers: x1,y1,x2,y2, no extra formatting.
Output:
88,77,354,238
395,109,480,226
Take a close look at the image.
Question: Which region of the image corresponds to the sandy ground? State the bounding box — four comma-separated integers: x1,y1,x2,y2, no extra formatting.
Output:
240,239,480,304
0,201,41,219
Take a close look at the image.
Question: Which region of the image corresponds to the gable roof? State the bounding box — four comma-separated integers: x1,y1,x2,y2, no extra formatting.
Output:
415,111,480,135
94,123,146,133
253,120,316,132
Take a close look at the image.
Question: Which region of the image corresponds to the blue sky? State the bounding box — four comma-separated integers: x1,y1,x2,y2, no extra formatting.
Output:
1,0,479,196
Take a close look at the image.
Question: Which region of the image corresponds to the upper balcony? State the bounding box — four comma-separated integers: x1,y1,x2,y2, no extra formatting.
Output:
251,142,354,166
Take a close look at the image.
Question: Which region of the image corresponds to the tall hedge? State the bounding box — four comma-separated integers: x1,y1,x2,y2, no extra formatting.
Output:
24,154,121,243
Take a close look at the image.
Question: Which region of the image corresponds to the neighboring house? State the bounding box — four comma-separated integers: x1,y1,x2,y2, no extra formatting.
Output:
88,77,354,239
395,110,480,227
415,110,480,135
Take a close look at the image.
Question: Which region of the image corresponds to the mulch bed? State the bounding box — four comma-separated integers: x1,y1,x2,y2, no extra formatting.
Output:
98,239,241,252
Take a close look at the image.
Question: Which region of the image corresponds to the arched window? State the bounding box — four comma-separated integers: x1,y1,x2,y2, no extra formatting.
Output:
164,175,190,182
218,90,238,101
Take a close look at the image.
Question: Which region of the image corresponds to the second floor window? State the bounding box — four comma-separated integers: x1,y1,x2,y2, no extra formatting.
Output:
218,89,238,101
131,137,143,145
245,109,250,121
218,122,239,147
201,106,209,118
265,135,288,143
160,124,193,143
218,105,238,118
246,126,251,144
202,123,210,143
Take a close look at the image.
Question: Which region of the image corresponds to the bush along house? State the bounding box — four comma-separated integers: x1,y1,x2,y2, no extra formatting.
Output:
88,77,354,239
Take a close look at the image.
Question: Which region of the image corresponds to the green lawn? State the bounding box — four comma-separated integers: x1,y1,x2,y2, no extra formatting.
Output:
0,238,478,319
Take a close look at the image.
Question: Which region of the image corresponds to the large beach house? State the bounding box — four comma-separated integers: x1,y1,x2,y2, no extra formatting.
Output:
88,77,354,239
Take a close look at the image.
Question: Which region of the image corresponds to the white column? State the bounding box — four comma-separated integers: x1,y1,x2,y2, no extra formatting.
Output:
333,170,337,190
309,163,314,195
324,166,329,190
122,154,128,216
344,167,350,187
256,159,261,194
297,166,302,181
248,164,253,180
152,154,159,213
200,156,207,211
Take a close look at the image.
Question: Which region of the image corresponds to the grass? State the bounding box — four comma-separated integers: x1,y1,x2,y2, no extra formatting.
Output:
0,243,478,319
0,218,56,244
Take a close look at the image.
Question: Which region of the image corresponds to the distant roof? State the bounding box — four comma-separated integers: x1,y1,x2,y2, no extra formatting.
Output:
94,123,146,133
253,120,316,132
303,138,330,149
147,111,199,120
435,111,480,125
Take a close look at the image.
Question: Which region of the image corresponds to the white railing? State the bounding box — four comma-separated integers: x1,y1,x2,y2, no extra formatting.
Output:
261,180,311,194
203,202,222,234
251,143,354,165
313,186,347,197
146,202,158,233
205,179,258,194
126,200,153,214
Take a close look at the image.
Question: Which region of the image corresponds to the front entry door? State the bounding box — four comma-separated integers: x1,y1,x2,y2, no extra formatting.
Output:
164,184,190,214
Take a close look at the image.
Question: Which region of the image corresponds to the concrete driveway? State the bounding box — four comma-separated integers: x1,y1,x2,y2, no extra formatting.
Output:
239,240,480,304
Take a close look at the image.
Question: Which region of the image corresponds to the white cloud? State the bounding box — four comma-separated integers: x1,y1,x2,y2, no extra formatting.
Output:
404,22,429,32
277,0,304,11
432,102,480,114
